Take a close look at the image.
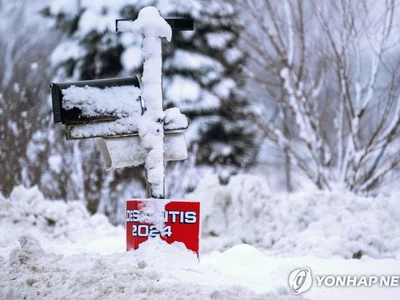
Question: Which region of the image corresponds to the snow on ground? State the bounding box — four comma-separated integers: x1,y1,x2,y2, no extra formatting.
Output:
1,176,400,299
193,175,400,259
0,185,123,258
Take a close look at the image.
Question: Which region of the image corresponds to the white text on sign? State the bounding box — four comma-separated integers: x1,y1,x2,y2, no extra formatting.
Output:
132,224,173,237
126,210,197,224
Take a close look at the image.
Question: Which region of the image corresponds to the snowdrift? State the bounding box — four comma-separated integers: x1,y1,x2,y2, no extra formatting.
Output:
1,176,400,299
0,185,124,258
193,175,400,259
4,235,296,300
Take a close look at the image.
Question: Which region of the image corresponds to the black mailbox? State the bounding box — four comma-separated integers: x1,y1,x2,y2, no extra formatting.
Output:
51,76,140,125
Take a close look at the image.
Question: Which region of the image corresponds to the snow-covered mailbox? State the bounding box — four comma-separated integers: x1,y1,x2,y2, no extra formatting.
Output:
51,76,188,169
51,6,200,256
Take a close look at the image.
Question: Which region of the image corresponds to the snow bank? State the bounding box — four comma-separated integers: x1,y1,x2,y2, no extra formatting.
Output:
0,185,124,259
189,175,400,259
2,177,400,261
2,176,400,261
1,234,299,300
2,182,400,299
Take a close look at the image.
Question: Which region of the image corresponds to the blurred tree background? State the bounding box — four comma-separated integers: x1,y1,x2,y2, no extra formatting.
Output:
0,0,399,224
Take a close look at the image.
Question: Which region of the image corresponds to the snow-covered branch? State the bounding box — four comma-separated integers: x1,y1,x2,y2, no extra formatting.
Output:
242,0,400,192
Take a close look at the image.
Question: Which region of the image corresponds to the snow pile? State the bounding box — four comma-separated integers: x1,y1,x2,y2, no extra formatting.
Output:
3,176,399,262
2,183,400,299
0,185,298,299
0,185,124,259
1,234,301,300
190,175,400,259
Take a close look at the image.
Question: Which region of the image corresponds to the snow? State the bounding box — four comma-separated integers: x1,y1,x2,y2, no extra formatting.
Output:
97,132,188,170
164,107,189,130
1,234,276,300
7,120,18,136
117,6,173,198
62,86,141,138
173,90,220,113
164,75,201,103
0,185,122,258
194,175,400,259
165,50,223,72
284,0,294,66
205,31,234,49
50,41,81,66
81,0,136,14
119,32,136,47
69,117,142,139
30,62,38,71
117,7,172,42
121,46,143,71
48,154,62,173
137,199,169,232
225,47,242,64
97,137,148,170
49,0,80,16
12,83,20,93
77,9,111,36
213,78,236,98
25,3,400,298
62,85,142,118
1,181,400,299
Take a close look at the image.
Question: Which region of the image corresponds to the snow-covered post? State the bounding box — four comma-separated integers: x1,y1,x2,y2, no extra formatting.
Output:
118,7,172,199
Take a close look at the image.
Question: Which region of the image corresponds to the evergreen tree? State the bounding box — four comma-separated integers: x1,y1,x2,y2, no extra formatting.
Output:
42,0,256,220
162,0,256,171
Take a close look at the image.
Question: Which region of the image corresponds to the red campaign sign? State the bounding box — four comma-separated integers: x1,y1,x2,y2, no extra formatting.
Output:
126,199,200,255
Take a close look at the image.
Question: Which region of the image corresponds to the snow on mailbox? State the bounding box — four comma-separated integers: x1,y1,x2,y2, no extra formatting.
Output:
51,76,140,127
50,76,189,170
